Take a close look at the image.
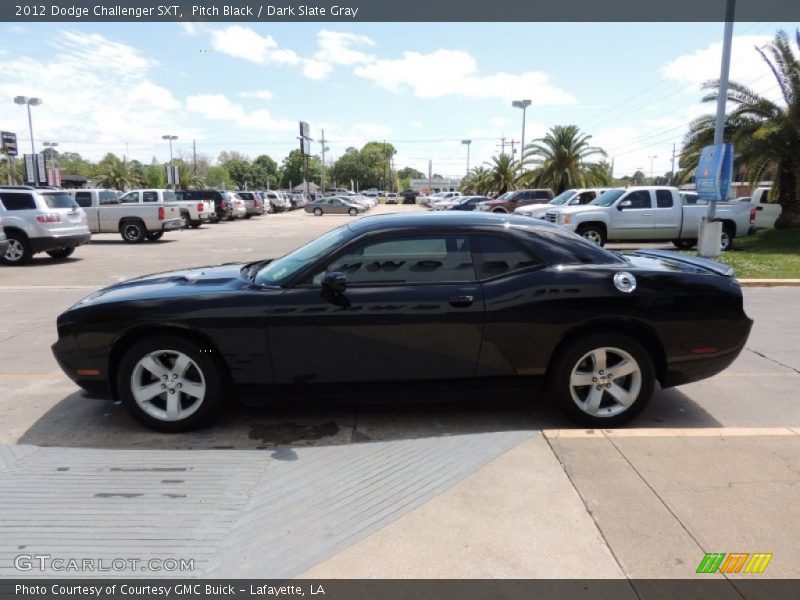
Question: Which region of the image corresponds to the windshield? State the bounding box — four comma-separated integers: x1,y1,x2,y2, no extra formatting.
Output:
496,191,520,201
590,189,625,207
42,192,79,209
254,226,350,285
550,189,578,205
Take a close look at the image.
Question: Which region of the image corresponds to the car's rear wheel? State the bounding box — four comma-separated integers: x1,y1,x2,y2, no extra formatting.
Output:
181,213,191,229
1,232,33,265
46,247,75,260
146,231,164,241
576,224,606,246
348,208,358,216
190,220,201,229
550,333,654,427
244,214,252,219
313,208,323,216
720,225,734,252
121,221,146,243
672,239,695,250
117,335,225,432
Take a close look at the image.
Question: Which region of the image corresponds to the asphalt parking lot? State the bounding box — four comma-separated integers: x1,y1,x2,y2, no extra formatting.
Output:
1,203,799,580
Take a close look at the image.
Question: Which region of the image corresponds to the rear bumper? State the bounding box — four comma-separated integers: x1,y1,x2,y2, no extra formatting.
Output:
30,233,92,254
162,218,183,231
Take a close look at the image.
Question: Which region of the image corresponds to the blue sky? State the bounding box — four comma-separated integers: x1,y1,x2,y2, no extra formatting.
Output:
0,20,794,178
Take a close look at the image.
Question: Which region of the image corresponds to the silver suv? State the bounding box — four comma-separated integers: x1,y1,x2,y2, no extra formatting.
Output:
0,186,92,265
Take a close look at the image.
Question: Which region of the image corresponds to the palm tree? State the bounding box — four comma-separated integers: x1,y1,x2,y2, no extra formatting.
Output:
518,125,607,194
680,29,800,229
93,155,142,190
460,166,493,195
487,154,517,195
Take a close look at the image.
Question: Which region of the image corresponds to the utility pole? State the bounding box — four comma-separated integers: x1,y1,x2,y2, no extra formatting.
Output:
497,136,506,156
670,143,677,185
193,139,197,175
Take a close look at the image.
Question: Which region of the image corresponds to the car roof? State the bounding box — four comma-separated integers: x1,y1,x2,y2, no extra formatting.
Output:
346,211,561,234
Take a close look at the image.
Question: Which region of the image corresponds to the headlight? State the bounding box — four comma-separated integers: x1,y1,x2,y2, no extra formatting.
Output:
559,214,572,224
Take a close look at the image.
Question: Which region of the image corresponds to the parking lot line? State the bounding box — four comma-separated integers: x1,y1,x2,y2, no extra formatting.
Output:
543,427,799,439
0,373,67,381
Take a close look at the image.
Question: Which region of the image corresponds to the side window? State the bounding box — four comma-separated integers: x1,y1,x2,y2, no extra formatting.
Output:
75,192,92,208
99,192,119,205
142,191,158,203
577,192,596,204
0,193,36,210
312,236,474,285
534,190,551,200
625,191,651,209
656,190,674,208
119,192,139,203
473,235,543,280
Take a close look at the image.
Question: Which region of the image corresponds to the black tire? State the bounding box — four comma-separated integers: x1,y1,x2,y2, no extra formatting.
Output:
244,214,252,219
492,208,507,213
720,225,735,252
1,231,33,265
313,208,323,216
46,247,75,260
190,220,201,229
348,208,358,216
120,221,146,243
181,213,191,229
146,231,164,241
672,239,695,250
549,332,655,427
576,224,606,247
116,335,226,432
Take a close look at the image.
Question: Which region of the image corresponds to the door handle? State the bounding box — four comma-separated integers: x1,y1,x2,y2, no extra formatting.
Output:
448,295,474,308
642,213,653,216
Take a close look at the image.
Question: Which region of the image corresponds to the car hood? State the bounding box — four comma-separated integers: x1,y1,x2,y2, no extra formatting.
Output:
68,263,256,309
548,204,601,215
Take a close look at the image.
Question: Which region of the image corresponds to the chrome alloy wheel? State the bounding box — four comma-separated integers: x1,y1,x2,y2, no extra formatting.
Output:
5,239,25,262
130,350,206,422
581,230,603,245
569,346,642,417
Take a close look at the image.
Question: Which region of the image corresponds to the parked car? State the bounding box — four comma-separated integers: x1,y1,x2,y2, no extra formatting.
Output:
70,189,182,243
400,189,418,204
747,186,780,229
546,186,756,251
305,197,364,216
169,190,215,227
477,189,554,213
228,193,247,219
263,191,288,213
385,193,398,204
515,188,612,219
118,189,209,229
432,196,464,211
52,212,753,431
421,191,460,208
0,186,91,265
174,189,231,223
447,196,491,211
234,191,264,218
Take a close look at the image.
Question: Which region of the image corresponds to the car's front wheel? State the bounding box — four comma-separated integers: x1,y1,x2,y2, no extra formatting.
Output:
576,224,606,246
550,333,654,427
117,335,225,432
348,208,358,216
314,208,323,216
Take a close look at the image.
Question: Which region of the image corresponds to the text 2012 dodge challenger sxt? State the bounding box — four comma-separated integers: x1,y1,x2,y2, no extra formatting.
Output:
52,213,753,431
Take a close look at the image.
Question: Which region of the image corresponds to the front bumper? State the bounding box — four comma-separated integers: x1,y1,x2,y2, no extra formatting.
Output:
0,239,8,255
51,334,112,398
30,233,92,254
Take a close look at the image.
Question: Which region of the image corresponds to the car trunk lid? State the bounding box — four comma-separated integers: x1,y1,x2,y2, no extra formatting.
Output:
629,249,734,276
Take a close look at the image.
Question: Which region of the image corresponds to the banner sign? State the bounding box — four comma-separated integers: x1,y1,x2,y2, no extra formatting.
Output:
23,154,36,183
166,165,180,186
1,131,17,156
696,143,734,202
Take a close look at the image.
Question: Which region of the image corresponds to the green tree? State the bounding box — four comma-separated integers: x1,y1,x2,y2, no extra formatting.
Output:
206,165,232,189
679,29,800,228
93,153,142,190
279,150,322,189
251,155,279,189
397,166,424,180
331,147,371,189
226,159,253,189
460,166,493,195
488,154,517,195
518,125,607,194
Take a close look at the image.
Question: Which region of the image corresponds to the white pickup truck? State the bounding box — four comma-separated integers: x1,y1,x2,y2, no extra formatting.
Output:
119,189,213,229
545,186,756,251
69,188,183,243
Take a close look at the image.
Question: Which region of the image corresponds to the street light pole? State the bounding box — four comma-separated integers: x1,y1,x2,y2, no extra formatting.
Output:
512,99,531,169
14,96,43,185
162,135,178,189
461,139,472,174
648,155,657,180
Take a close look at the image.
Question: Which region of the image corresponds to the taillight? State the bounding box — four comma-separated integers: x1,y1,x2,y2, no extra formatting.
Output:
221,200,228,208
158,206,165,220
198,202,204,212
36,213,61,223
750,207,757,224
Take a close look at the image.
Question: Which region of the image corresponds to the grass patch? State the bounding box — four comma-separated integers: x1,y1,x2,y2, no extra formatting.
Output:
685,229,800,278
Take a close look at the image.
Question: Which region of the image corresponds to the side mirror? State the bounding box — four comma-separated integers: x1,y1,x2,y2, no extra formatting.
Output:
321,271,347,294
617,199,632,210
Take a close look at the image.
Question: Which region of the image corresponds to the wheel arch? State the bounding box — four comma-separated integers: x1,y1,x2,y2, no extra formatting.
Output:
546,318,667,385
2,226,30,240
721,219,736,236
108,324,234,400
576,221,608,236
118,216,146,230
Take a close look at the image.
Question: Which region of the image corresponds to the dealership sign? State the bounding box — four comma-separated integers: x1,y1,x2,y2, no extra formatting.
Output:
696,143,734,202
1,131,18,156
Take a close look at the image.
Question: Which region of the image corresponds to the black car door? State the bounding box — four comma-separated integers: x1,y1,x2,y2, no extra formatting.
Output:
267,234,485,384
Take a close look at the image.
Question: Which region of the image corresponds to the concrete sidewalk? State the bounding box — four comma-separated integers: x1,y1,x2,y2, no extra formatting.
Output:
1,428,797,579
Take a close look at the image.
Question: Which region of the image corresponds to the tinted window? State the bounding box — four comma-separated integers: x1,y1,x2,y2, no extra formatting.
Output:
316,235,474,285
0,193,36,210
656,190,673,208
625,191,651,209
119,192,138,203
143,191,158,203
533,190,551,199
99,191,119,205
42,192,78,209
473,235,543,279
75,192,92,208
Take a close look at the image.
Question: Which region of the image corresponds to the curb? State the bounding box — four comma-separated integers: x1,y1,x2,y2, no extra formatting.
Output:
738,279,800,287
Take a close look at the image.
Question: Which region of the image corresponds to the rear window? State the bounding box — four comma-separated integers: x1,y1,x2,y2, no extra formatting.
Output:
163,191,177,203
656,190,674,208
74,192,92,208
42,192,78,209
143,192,158,203
473,235,543,279
0,192,36,210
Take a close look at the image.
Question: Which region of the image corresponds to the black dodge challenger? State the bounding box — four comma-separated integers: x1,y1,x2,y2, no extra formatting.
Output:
52,212,753,431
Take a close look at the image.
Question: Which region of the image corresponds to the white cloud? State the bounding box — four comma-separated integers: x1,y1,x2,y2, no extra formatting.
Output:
661,35,779,100
490,117,509,128
410,120,424,129
354,49,576,105
0,30,192,161
302,59,333,80
239,89,274,100
185,94,295,132
314,30,376,66
210,26,301,66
